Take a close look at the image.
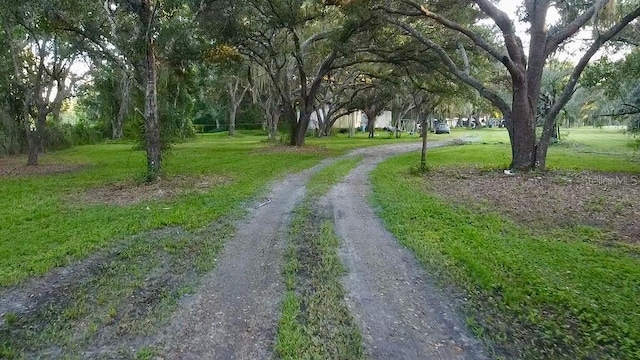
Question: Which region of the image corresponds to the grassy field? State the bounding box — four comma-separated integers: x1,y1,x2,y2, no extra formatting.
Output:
0,132,372,359
371,127,640,359
2,126,637,358
0,129,450,287
0,133,331,287
2,126,633,287
426,126,640,172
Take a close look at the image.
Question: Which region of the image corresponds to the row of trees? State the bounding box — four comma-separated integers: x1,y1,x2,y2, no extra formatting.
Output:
1,0,639,179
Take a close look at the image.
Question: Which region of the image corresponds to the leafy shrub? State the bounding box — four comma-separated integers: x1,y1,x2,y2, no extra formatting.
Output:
45,121,105,150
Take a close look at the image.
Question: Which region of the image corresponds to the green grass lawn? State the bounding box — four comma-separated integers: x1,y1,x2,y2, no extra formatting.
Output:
370,127,640,359
0,132,330,287
0,130,430,287
427,126,640,172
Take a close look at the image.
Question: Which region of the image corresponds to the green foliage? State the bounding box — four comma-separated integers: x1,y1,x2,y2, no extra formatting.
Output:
581,50,640,130
43,121,105,150
235,102,264,130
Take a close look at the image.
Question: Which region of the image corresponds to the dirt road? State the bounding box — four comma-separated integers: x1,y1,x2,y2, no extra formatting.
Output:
157,161,332,359
326,143,487,360
158,140,486,359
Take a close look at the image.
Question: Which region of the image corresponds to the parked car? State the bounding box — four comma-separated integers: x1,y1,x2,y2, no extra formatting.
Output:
435,123,450,134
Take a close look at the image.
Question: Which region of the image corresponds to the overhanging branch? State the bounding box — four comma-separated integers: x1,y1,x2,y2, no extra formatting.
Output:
385,15,511,117
544,4,640,129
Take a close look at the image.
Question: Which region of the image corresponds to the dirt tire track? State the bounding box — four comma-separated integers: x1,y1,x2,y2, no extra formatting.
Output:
156,140,484,359
156,160,335,359
325,141,487,360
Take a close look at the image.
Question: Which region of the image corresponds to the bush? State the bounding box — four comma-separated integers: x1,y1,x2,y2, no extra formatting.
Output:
45,121,105,150
72,120,106,145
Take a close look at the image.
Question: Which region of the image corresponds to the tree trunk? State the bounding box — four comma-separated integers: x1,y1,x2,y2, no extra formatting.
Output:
26,106,50,166
535,120,556,170
420,115,428,170
26,127,39,166
135,0,162,182
144,40,162,181
229,105,237,137
293,109,311,146
348,113,355,138
364,108,377,138
113,71,130,140
284,103,298,146
509,75,537,170
394,111,402,138
227,77,248,137
322,117,332,137
268,110,279,140
314,108,324,137
22,96,37,166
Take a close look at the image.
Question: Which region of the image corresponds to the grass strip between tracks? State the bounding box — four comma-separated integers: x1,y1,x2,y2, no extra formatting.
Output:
275,156,364,360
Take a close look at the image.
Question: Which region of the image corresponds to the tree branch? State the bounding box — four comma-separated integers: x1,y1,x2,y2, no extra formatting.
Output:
301,29,333,52
395,1,515,72
545,1,605,56
473,0,526,69
385,15,512,117
545,4,640,130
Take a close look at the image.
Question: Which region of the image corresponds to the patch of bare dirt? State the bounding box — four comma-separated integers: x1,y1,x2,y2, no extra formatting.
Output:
70,175,232,206
256,143,332,155
423,169,640,243
0,157,84,177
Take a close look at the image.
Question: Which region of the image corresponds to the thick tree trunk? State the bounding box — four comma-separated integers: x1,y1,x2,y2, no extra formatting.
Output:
26,128,39,166
509,76,537,170
284,104,298,146
144,42,162,181
536,114,562,170
365,108,377,138
293,109,311,146
26,108,49,166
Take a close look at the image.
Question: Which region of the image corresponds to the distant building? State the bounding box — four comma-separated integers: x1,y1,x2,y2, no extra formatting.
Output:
307,109,393,130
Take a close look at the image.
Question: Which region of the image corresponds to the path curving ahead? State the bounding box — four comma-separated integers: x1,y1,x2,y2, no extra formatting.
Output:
156,161,330,359
326,142,487,360
157,140,486,359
